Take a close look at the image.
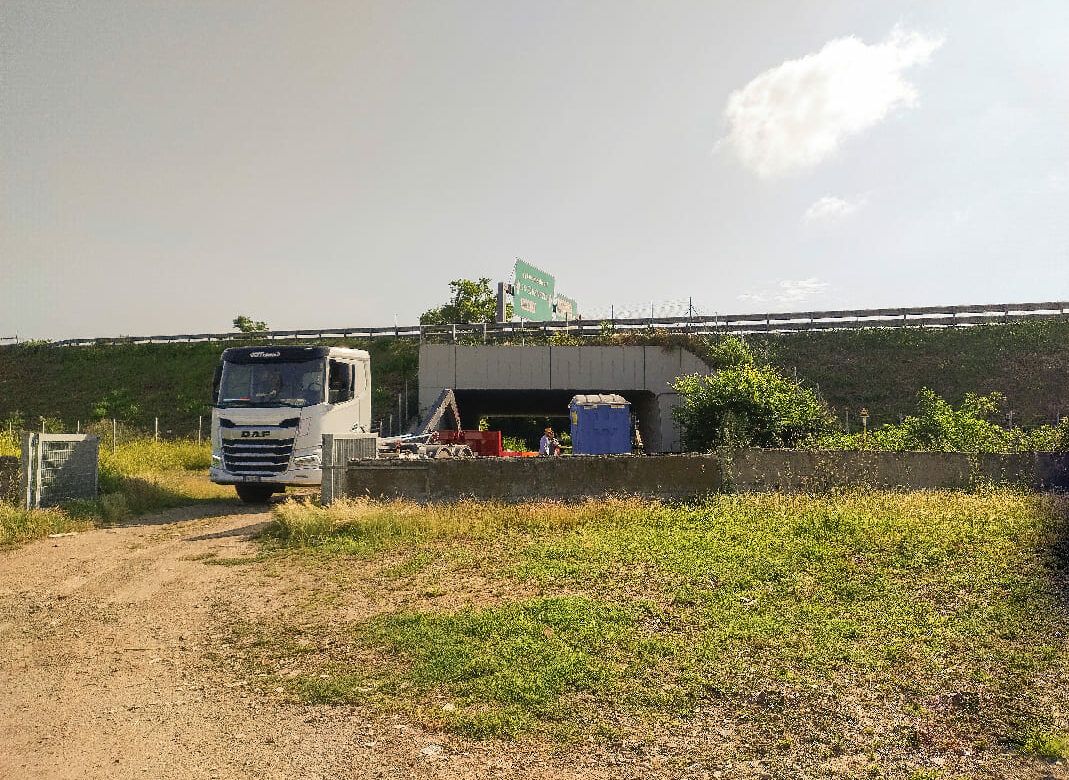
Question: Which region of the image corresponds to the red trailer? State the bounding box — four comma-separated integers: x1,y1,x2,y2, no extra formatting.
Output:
433,430,537,457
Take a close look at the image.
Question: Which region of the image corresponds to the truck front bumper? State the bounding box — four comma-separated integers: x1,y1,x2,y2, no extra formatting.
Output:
209,465,322,487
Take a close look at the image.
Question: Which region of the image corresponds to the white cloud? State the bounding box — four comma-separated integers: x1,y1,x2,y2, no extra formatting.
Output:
738,278,830,306
721,26,943,178
803,195,867,224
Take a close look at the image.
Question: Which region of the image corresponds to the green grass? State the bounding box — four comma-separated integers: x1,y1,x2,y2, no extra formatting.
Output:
750,318,1069,429
3,319,1068,436
0,336,418,435
0,502,94,547
0,438,232,547
228,490,1069,758
99,437,210,473
1022,729,1069,759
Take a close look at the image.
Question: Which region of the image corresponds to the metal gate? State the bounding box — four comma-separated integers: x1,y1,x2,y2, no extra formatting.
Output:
19,434,100,509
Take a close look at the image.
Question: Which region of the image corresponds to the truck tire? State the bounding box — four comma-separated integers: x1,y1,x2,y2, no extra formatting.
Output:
235,484,275,504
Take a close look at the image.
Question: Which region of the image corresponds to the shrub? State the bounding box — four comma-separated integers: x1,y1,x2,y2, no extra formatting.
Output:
817,389,1069,453
673,362,834,451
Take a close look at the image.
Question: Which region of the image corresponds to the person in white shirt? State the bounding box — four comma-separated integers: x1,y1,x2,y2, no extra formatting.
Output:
539,427,560,456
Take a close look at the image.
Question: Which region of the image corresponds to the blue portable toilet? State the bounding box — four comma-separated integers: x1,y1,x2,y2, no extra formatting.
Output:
569,394,632,455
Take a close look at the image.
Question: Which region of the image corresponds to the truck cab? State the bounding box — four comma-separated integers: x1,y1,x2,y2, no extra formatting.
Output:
209,345,371,502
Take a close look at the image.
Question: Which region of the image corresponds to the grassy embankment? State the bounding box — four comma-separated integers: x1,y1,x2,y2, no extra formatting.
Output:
749,318,1069,429
1,319,1067,435
0,435,227,548
0,337,419,436
214,491,1069,773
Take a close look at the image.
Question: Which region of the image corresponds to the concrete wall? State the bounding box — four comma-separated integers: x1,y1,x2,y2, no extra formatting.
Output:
418,345,710,452
0,456,18,503
328,450,1069,503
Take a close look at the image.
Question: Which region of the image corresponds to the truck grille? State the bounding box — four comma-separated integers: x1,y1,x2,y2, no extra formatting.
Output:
222,437,294,474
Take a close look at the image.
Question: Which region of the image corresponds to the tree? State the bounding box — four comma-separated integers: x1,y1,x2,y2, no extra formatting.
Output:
671,338,834,451
233,315,268,333
420,278,510,325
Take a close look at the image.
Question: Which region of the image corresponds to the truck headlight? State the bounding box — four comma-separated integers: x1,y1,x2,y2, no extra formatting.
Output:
211,453,222,468
292,450,321,469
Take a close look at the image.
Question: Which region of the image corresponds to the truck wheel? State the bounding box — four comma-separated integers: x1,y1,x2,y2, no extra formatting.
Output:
235,484,275,504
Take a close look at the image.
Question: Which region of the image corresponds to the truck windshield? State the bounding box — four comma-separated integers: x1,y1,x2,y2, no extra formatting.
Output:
217,360,326,408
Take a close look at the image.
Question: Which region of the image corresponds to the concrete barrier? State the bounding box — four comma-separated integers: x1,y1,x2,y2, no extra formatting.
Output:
0,456,18,503
326,450,1069,503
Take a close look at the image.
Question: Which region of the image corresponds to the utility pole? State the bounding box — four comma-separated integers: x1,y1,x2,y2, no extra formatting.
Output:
496,282,507,324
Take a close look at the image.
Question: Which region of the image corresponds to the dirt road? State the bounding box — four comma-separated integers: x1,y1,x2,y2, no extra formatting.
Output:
0,503,619,780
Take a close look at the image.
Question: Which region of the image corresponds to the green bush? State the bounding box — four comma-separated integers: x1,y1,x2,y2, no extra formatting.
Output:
673,360,834,451
817,389,1069,453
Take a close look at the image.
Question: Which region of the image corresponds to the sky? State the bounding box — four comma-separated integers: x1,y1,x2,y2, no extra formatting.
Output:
2,0,1067,341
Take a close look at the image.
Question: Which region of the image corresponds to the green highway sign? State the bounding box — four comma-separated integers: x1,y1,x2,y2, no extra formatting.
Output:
513,259,555,321
554,294,578,320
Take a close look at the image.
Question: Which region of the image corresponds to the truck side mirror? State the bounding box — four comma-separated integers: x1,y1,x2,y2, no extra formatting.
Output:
328,362,353,404
211,365,223,406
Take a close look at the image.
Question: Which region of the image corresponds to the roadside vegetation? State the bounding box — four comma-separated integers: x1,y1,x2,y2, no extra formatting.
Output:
217,491,1069,774
0,336,418,436
2,317,1067,441
0,437,228,548
671,336,1069,454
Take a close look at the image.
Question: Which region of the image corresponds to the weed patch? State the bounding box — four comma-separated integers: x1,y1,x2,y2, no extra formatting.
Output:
229,490,1069,758
364,596,643,737
0,439,231,547
0,502,92,547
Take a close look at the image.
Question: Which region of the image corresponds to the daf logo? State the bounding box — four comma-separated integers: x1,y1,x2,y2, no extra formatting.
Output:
241,430,272,438
249,351,281,358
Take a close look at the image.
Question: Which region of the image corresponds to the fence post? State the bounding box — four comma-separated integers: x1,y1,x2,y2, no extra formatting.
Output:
23,433,34,510
112,419,117,452
198,416,203,445
35,433,43,509
155,417,159,442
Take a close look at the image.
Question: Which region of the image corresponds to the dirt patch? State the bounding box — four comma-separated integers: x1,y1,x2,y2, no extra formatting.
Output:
0,501,622,779
2,499,1067,779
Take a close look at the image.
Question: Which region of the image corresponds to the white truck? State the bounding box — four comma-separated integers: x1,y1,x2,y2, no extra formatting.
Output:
209,345,371,503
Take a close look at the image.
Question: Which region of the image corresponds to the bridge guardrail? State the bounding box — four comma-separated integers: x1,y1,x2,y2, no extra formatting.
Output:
10,301,1068,349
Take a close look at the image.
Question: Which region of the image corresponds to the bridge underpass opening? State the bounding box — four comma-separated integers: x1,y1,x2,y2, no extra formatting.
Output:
451,389,658,453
